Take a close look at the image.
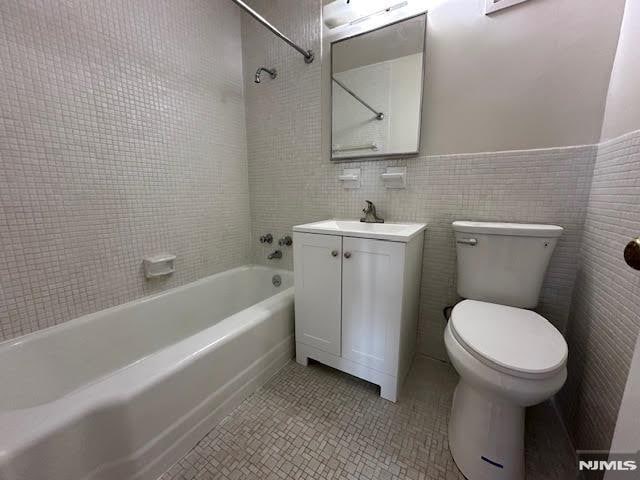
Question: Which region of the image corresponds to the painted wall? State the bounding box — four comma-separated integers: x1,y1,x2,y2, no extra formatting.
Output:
0,0,251,341
243,0,597,361
601,0,640,141
420,0,624,154
560,0,640,454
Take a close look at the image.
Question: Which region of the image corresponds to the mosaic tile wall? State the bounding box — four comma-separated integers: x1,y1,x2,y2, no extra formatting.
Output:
242,0,597,360
559,129,640,451
0,0,251,341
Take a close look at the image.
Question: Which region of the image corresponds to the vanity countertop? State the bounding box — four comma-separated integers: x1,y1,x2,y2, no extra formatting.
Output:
293,220,427,243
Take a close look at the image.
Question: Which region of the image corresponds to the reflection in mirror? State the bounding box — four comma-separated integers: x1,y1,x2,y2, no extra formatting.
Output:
331,13,426,160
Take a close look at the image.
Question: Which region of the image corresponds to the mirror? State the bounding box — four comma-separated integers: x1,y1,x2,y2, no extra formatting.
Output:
331,14,426,161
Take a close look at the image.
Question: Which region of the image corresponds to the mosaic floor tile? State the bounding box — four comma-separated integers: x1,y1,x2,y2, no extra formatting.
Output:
160,355,577,480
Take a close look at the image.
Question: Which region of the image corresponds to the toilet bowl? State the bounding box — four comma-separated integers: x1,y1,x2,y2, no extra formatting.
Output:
445,300,567,480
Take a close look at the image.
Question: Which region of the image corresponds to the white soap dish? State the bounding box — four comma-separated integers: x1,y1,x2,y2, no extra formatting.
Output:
338,168,361,189
143,254,176,279
381,166,407,189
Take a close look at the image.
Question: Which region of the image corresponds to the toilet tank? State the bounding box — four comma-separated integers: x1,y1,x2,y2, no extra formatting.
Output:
453,221,563,308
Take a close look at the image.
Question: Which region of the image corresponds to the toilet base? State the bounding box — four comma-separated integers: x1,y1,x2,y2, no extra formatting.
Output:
448,380,525,480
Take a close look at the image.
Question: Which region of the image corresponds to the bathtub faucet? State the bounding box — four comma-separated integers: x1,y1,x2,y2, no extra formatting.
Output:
267,250,282,260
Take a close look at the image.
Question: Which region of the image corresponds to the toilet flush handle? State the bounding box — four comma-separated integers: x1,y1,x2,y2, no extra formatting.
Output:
457,238,477,246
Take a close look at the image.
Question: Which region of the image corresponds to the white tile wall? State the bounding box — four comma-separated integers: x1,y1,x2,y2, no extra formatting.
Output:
559,129,640,451
0,0,251,341
242,0,597,360
242,0,326,264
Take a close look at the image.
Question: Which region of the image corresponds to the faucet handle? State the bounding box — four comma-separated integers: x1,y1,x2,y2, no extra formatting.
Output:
278,235,293,246
259,233,273,244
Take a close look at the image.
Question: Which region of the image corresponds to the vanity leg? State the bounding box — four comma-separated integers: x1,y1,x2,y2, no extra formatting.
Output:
295,347,309,366
380,377,398,402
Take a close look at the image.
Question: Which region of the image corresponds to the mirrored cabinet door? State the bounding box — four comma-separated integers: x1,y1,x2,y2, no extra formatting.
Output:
331,13,426,161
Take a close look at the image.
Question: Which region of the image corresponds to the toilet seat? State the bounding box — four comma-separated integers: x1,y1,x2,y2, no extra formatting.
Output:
450,300,567,379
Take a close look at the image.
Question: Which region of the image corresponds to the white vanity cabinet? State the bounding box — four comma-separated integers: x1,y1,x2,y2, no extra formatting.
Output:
293,220,426,402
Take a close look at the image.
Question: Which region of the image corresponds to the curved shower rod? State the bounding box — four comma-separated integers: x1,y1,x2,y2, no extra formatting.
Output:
230,0,314,64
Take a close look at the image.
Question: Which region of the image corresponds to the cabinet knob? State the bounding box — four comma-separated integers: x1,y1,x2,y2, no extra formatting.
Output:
331,250,338,257
344,252,352,259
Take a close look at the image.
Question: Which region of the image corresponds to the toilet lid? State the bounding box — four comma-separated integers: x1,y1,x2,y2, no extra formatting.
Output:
450,300,568,377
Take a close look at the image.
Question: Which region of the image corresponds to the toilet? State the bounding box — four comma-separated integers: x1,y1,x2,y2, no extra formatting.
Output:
445,221,568,480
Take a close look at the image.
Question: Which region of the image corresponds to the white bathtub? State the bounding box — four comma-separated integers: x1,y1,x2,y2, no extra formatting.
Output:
0,265,294,480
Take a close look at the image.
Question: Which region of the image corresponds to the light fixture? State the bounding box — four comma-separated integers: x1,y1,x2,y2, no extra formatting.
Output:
349,2,409,26
323,0,410,29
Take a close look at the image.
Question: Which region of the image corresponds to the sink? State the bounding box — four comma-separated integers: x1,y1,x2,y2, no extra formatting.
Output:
293,219,427,242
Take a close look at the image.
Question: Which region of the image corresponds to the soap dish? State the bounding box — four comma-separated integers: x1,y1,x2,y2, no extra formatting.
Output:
143,254,176,279
381,166,407,189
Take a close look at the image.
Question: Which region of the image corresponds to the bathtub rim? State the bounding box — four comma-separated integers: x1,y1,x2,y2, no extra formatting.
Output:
0,264,292,351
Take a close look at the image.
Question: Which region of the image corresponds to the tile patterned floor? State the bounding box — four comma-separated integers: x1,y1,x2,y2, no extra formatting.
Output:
160,356,578,480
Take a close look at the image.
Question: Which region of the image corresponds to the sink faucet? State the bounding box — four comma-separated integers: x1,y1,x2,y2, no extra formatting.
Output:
267,250,282,260
360,200,384,223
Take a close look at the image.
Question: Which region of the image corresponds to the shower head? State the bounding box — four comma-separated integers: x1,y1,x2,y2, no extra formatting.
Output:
255,67,277,84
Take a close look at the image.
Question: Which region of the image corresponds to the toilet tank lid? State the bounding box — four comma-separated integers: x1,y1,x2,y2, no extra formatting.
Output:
452,221,563,238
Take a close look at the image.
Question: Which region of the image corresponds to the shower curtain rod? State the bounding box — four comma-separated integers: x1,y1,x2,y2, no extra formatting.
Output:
230,0,314,64
332,76,384,120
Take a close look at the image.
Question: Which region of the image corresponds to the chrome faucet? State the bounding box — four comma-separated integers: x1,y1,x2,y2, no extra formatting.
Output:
267,250,282,260
360,200,384,223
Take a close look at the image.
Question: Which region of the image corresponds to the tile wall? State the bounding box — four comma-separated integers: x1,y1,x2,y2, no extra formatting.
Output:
0,0,251,340
560,129,640,451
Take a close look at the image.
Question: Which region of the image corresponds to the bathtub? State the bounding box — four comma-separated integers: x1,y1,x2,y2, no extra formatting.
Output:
0,265,294,480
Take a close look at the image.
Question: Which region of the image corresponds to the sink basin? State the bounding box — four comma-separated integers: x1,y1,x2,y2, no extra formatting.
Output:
293,219,427,242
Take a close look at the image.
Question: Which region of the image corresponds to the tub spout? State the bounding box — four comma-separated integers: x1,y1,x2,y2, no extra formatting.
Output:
267,250,282,260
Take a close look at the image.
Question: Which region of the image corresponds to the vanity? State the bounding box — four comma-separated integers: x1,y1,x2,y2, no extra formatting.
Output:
293,220,427,401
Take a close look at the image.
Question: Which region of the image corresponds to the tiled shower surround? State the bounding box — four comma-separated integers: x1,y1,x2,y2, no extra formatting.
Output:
243,0,596,359
0,0,251,340
560,129,640,451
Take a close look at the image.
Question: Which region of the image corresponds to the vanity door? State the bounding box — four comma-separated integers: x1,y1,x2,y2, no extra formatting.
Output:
341,237,404,374
293,233,343,356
